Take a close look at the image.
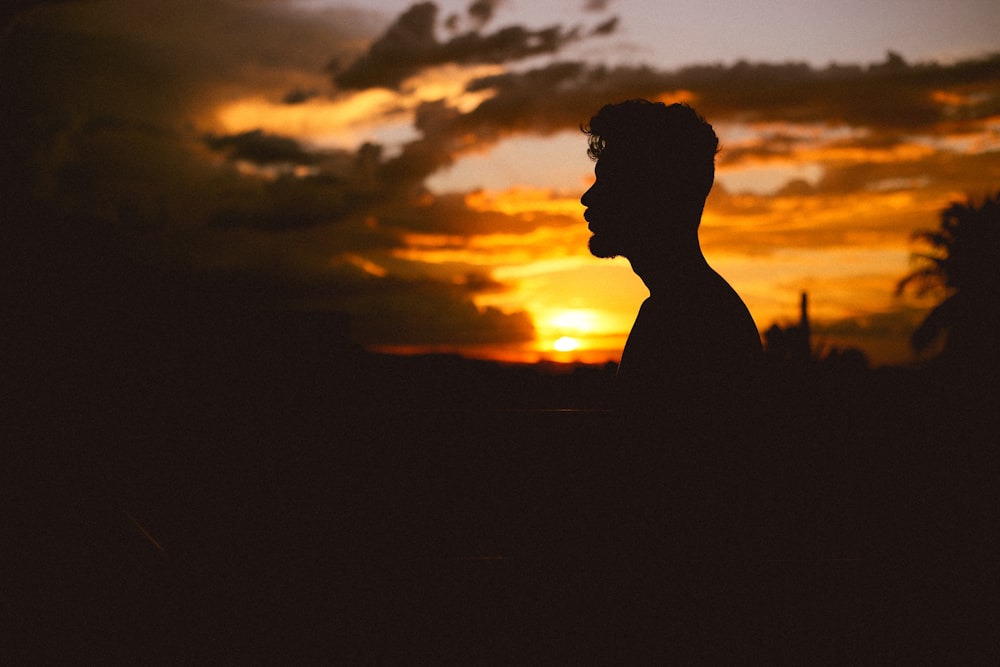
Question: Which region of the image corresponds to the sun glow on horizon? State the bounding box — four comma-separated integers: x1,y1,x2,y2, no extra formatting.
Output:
530,307,629,359
546,308,600,332
553,336,580,352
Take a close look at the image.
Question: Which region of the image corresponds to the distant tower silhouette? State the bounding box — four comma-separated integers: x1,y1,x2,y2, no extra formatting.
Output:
764,291,812,363
798,291,811,359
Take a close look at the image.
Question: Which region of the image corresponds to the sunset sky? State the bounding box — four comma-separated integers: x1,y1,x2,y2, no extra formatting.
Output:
4,0,999,366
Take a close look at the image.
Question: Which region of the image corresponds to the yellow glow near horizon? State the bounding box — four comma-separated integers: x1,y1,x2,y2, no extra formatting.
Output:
545,308,601,334
553,336,580,352
529,307,627,355
394,227,590,267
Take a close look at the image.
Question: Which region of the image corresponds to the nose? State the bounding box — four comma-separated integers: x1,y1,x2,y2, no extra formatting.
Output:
581,183,594,207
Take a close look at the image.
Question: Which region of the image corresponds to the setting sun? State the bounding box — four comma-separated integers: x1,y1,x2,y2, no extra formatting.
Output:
553,336,580,352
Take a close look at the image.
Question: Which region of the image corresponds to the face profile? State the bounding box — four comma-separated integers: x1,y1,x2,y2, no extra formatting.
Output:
581,100,719,268
581,147,647,260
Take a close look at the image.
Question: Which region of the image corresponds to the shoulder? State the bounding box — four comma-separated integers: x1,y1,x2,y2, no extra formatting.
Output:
655,273,760,347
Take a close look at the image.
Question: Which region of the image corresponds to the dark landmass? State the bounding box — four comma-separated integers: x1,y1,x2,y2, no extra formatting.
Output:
6,304,996,663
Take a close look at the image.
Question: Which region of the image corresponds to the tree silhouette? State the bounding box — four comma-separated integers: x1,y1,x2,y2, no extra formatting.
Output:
897,192,1000,365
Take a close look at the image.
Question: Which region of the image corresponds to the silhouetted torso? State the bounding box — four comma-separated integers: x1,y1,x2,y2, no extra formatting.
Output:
616,264,762,439
609,261,763,562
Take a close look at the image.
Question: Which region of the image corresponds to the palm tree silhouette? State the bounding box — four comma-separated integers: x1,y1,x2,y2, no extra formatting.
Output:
897,192,1000,364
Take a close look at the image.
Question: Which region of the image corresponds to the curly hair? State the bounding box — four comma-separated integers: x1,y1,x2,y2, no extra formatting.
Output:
582,99,719,202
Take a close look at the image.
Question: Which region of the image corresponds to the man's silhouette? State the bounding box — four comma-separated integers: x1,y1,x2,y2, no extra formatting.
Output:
580,100,765,572
582,100,762,444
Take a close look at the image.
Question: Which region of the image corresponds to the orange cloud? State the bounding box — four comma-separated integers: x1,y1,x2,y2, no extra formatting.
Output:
464,187,584,218
393,224,588,267
215,91,404,143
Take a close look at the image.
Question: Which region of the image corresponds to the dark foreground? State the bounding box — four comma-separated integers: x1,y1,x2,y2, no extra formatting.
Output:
7,343,997,663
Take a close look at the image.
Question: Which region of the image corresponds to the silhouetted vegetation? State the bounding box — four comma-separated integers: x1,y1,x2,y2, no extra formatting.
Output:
898,192,1000,368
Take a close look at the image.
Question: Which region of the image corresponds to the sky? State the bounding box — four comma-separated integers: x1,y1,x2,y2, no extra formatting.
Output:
3,0,999,366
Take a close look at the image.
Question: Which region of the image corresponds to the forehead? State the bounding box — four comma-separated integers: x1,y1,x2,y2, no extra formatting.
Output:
595,145,631,173
595,144,654,183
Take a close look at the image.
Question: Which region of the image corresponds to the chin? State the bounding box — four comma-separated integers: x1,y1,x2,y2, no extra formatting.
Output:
588,234,621,259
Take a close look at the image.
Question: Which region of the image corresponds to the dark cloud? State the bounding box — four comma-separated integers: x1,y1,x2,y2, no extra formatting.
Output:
814,148,1000,197
207,176,355,231
282,87,320,105
0,0,380,226
467,0,500,27
0,0,73,30
379,191,576,236
1,0,375,131
773,179,818,197
590,16,618,36
717,131,810,166
1,0,538,350
461,61,662,138
455,52,1000,142
374,100,464,187
204,130,318,165
442,0,501,33
161,253,535,347
681,54,1000,131
331,1,612,91
341,278,534,345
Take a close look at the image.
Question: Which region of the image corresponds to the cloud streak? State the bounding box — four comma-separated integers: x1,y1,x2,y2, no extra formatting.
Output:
331,1,615,91
452,53,1000,146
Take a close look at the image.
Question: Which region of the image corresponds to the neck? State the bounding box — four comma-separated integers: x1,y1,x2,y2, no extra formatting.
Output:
628,235,711,295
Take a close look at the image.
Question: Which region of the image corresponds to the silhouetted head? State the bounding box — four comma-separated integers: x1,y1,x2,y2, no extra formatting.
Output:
581,100,719,261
